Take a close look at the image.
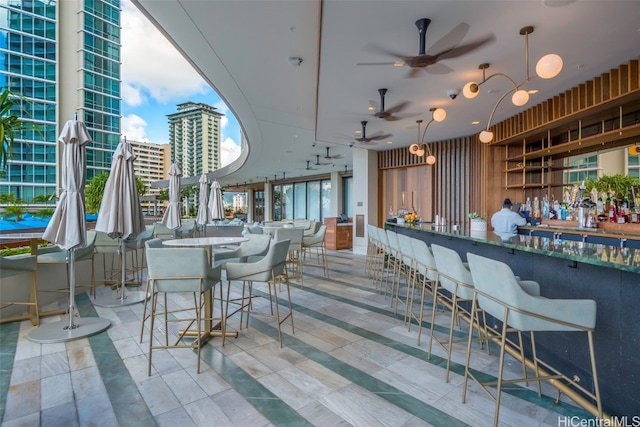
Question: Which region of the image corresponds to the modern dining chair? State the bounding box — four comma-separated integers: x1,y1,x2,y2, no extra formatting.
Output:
465,252,601,426
144,246,224,375
225,239,293,347
274,227,304,288
302,225,328,278
0,255,39,325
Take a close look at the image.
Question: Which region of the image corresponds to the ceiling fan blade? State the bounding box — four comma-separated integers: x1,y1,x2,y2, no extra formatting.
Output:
368,132,393,141
385,101,410,115
434,34,496,61
356,61,399,66
361,43,410,61
405,67,424,78
424,62,454,75
425,22,470,56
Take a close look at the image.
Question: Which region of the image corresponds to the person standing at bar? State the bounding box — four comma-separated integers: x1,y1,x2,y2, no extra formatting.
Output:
491,198,526,240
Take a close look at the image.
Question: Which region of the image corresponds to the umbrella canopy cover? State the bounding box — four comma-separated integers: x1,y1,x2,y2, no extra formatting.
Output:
95,140,145,239
161,163,182,230
208,180,225,222
196,174,210,226
42,119,92,250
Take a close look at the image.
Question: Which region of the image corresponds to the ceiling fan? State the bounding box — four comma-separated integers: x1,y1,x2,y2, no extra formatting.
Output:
315,154,331,166
352,121,392,145
370,88,410,121
357,19,495,78
298,160,318,171
324,147,344,160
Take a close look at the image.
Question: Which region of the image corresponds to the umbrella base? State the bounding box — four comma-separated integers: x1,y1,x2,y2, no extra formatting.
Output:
27,317,110,343
92,289,146,307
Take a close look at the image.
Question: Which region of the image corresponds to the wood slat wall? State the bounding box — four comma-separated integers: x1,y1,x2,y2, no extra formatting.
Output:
378,137,486,227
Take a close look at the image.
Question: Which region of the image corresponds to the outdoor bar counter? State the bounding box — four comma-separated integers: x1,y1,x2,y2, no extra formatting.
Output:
386,221,639,417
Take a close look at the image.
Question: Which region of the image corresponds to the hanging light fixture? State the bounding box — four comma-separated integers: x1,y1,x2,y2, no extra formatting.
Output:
462,26,563,107
466,26,562,144
408,107,446,164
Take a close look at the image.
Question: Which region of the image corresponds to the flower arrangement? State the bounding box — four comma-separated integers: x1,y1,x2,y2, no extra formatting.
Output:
405,212,419,225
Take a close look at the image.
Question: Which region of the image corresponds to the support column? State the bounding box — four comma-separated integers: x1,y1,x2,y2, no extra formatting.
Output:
352,148,378,255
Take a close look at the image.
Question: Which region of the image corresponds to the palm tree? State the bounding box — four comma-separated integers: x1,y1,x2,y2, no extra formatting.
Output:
0,88,39,177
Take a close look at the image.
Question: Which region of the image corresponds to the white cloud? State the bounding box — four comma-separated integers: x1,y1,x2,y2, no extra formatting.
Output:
213,101,229,129
221,137,241,167
122,114,149,142
121,0,209,105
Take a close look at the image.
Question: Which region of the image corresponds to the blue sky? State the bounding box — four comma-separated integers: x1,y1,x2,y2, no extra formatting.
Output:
119,0,242,167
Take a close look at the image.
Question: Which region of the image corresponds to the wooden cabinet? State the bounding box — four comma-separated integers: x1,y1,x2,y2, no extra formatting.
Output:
324,217,352,250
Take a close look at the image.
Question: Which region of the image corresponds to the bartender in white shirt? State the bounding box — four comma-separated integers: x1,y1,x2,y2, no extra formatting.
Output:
491,198,527,239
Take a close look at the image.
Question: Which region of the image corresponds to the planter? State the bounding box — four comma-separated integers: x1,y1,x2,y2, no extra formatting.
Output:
470,218,487,232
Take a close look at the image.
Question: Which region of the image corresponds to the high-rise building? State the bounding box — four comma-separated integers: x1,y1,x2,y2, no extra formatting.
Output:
129,139,170,215
0,0,121,202
167,101,223,179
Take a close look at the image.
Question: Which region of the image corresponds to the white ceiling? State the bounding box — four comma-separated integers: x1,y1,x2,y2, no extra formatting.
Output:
132,0,640,188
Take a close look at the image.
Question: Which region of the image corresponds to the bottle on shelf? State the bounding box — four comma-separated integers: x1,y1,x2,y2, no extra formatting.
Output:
533,196,540,218
542,195,549,220
552,196,561,220
524,197,532,218
609,201,617,223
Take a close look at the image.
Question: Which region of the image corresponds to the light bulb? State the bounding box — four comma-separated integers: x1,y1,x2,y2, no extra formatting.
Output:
426,154,436,165
511,89,530,107
536,54,563,79
463,81,479,99
432,108,446,122
479,130,494,143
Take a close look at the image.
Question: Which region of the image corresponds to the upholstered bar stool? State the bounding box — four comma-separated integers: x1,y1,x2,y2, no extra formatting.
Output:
430,244,488,382
407,238,438,345
225,240,293,347
383,229,401,302
145,246,224,375
139,238,166,343
395,233,416,318
464,252,601,426
373,227,392,293
365,224,378,279
302,225,328,278
93,231,136,290
0,255,39,325
274,227,304,288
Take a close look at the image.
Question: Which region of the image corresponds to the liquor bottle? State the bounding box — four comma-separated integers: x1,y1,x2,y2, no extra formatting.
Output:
542,195,549,220
609,202,617,223
596,196,604,216
552,197,561,220
533,196,540,218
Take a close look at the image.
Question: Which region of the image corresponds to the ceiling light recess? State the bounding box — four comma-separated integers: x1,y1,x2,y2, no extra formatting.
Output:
408,108,446,165
464,26,563,143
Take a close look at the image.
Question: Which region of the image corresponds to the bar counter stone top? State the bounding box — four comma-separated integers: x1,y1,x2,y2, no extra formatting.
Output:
387,221,640,274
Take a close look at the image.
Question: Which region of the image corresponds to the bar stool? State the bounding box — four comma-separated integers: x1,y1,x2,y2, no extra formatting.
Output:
302,225,328,278
145,246,224,375
225,240,294,347
395,233,416,318
430,244,488,382
274,227,304,288
407,238,438,345
464,252,601,426
384,229,401,302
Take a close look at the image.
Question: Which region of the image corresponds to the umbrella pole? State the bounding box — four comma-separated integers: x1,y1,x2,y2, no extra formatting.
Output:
120,238,126,303
66,248,78,330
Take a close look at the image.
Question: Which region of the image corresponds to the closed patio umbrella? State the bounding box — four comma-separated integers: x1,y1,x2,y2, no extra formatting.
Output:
161,163,181,235
29,116,110,343
196,174,210,235
208,180,225,224
93,138,146,307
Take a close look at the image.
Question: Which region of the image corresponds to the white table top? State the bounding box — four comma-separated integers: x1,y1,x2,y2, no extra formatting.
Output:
163,236,248,247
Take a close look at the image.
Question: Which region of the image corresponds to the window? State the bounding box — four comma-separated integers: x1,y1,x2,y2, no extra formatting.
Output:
563,154,598,184
342,176,353,218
